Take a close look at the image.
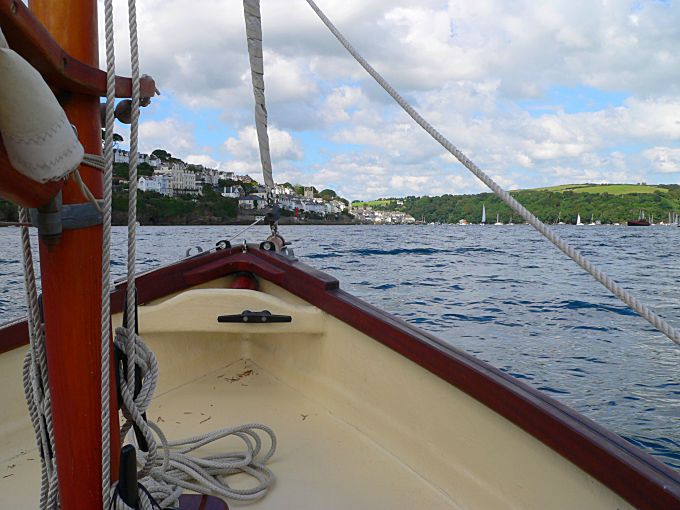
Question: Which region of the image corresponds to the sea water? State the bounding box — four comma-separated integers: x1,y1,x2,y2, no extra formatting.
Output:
1,224,679,469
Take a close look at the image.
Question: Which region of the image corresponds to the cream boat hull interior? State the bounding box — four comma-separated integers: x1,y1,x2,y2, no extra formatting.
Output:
0,273,638,509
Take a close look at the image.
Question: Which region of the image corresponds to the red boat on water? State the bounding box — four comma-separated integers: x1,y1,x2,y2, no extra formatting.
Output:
628,210,651,226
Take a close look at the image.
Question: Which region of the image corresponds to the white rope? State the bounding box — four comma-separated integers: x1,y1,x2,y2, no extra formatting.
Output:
83,153,106,171
125,0,141,371
114,329,277,508
305,0,680,347
72,169,103,213
102,0,116,506
19,207,59,510
243,0,275,192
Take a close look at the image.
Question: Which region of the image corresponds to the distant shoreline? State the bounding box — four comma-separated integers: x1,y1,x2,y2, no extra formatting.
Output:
111,218,359,227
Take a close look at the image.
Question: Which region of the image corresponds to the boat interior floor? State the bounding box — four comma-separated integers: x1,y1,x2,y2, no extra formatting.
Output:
1,355,458,509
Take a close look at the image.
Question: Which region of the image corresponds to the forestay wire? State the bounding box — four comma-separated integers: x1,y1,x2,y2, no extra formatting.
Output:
305,0,680,347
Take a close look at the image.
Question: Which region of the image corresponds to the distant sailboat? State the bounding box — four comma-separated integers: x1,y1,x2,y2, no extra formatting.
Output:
628,209,650,227
481,204,486,225
588,214,595,226
557,212,565,225
576,213,583,225
494,213,502,225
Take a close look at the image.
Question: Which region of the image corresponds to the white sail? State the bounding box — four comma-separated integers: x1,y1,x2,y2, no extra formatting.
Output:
576,213,583,225
243,0,275,190
481,204,486,224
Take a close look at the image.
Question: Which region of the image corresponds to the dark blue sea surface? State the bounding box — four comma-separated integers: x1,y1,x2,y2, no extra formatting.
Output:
1,224,679,469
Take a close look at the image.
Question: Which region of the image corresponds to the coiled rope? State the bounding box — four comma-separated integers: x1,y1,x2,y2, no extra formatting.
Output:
112,328,277,508
305,0,680,347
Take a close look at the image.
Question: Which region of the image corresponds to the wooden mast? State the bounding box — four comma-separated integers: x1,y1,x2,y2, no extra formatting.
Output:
28,0,119,507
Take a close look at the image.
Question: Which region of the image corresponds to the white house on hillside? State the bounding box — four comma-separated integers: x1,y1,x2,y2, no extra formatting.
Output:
274,184,294,196
239,195,266,210
138,176,161,193
139,153,161,168
115,150,161,168
172,169,198,195
302,200,325,215
114,149,129,164
221,186,243,198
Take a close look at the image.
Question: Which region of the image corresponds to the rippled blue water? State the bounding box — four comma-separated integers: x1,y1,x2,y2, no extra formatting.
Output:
1,224,679,469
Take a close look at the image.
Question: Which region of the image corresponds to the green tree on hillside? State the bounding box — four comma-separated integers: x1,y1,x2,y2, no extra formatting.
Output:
151,149,171,161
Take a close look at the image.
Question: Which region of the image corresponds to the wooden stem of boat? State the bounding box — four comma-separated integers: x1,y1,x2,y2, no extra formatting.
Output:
28,0,120,507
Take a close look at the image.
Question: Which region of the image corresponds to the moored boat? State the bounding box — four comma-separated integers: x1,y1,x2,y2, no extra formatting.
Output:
628,210,650,227
628,214,651,227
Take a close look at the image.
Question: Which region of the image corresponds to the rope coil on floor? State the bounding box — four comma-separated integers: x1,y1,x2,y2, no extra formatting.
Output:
113,328,277,508
305,0,680,347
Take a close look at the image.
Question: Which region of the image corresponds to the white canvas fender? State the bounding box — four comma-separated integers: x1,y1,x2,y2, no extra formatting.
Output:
0,28,83,183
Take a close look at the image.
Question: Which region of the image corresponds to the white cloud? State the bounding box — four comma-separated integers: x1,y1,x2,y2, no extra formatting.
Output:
643,147,680,174
224,126,303,162
185,154,220,169
103,0,680,200
139,118,195,157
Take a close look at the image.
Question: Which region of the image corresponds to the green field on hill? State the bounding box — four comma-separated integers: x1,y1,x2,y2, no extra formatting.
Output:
351,199,394,207
351,183,680,224
530,184,668,195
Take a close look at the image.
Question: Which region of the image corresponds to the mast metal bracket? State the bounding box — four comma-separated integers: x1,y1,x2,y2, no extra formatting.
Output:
29,191,103,244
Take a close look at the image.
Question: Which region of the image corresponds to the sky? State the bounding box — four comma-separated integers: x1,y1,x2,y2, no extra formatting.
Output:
102,0,680,201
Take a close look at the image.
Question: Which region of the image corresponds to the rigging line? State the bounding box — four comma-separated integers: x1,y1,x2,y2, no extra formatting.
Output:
305,0,680,347
102,0,116,506
126,0,142,409
0,221,32,227
227,217,264,243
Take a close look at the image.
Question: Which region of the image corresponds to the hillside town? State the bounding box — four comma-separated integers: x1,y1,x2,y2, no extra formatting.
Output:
112,149,417,224
350,206,417,224
114,149,348,218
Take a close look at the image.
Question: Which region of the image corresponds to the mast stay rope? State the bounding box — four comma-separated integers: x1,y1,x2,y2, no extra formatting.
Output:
305,0,680,348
